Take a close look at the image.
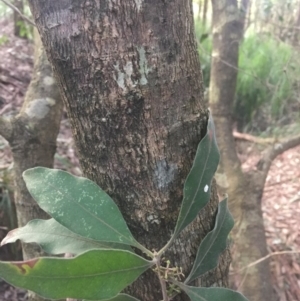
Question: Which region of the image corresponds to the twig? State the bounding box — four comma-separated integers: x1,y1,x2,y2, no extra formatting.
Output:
233,131,275,144
231,250,300,274
236,269,249,292
0,164,11,170
0,0,35,27
257,134,300,174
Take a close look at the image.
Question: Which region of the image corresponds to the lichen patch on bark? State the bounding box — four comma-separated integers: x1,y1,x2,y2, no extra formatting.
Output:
24,98,56,119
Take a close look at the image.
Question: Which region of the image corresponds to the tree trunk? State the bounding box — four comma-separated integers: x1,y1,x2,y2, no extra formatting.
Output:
209,1,276,301
27,1,231,300
0,29,63,301
197,0,202,21
202,0,209,26
13,0,24,37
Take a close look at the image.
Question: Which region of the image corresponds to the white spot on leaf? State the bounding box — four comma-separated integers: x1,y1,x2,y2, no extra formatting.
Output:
204,185,209,193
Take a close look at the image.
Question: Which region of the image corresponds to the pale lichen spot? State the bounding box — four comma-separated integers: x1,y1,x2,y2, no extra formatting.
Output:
43,76,55,86
134,0,142,12
24,98,56,119
215,172,229,188
204,185,209,193
154,159,177,189
137,46,152,85
147,214,160,225
147,214,154,222
113,62,126,90
113,61,137,90
124,61,133,77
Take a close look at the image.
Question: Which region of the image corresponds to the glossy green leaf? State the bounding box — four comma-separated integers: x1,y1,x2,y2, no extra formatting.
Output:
0,249,152,300
1,219,131,255
178,284,249,301
84,293,140,301
185,197,234,283
23,168,141,248
174,115,220,237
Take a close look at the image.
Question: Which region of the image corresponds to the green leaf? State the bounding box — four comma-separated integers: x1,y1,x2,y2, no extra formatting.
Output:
0,249,152,300
174,115,220,236
185,197,234,283
178,284,249,301
1,219,131,255
84,293,140,301
23,168,141,248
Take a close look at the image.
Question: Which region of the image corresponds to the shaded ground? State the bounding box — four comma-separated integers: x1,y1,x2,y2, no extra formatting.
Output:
264,148,300,301
238,141,300,301
0,16,299,301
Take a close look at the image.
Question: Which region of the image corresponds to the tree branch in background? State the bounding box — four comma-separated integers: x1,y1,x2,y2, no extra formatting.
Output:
0,0,35,27
233,131,276,144
232,250,300,274
257,134,300,175
234,130,300,183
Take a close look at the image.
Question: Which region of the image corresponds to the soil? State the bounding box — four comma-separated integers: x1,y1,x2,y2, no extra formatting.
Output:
0,15,299,301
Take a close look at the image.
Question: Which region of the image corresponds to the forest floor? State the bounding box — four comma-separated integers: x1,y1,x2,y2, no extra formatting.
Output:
0,17,300,301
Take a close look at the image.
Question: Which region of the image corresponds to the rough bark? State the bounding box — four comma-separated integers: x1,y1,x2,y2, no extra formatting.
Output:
209,1,276,301
27,1,231,300
0,29,63,301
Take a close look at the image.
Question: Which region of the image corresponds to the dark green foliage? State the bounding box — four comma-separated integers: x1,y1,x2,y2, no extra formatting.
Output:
0,115,248,301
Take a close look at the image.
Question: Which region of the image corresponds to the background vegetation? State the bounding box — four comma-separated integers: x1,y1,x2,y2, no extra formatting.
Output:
194,0,300,132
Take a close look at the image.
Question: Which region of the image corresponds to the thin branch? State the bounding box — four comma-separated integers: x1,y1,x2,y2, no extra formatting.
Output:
155,256,169,301
257,134,300,174
231,250,300,274
233,131,275,144
236,130,300,179
0,0,35,27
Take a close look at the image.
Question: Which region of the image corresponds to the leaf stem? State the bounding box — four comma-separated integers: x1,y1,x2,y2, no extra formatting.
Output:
134,241,154,258
159,275,169,301
155,255,169,301
157,237,175,257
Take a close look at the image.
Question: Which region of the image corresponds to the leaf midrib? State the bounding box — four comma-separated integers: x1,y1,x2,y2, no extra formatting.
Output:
6,263,151,280
187,202,228,282
176,131,215,233
8,228,120,249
